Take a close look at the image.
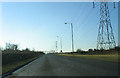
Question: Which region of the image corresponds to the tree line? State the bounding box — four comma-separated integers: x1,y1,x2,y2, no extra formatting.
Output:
0,42,44,54
55,46,120,55
74,46,120,55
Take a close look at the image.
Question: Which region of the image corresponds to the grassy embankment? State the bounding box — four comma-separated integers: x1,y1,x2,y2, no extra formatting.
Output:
2,52,44,74
58,53,119,62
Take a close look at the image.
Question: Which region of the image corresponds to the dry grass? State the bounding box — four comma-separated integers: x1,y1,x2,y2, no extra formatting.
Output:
2,53,42,74
58,54,119,62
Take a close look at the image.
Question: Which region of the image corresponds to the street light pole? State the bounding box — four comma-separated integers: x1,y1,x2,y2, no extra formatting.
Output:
71,23,74,52
56,36,59,53
60,37,62,52
65,23,74,52
56,41,57,52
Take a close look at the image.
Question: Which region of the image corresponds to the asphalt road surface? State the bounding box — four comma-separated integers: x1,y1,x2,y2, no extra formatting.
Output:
8,54,118,76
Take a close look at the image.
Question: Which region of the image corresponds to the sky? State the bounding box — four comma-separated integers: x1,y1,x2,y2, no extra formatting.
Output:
0,2,118,52
118,2,120,46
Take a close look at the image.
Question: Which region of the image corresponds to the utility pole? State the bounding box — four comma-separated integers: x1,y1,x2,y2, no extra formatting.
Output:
93,0,116,50
55,36,59,53
56,41,58,52
65,23,74,52
71,23,74,52
60,37,62,52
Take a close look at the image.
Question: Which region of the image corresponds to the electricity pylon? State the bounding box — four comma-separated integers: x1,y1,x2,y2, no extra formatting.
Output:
93,1,116,50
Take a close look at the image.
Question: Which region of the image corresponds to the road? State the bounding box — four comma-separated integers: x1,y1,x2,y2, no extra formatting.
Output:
8,54,118,76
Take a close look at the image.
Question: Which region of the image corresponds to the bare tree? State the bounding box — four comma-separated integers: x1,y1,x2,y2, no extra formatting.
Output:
5,43,19,50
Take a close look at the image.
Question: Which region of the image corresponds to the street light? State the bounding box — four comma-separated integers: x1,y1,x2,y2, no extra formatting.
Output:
56,36,59,53
56,36,63,53
65,22,74,53
60,37,62,53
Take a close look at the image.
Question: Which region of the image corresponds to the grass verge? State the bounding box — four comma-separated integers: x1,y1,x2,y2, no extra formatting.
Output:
57,54,119,62
2,55,42,74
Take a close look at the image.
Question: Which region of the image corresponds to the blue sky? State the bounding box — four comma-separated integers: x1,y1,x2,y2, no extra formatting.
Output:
1,2,118,52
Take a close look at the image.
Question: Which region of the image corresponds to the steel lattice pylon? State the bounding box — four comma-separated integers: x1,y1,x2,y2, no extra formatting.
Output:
97,2,116,50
